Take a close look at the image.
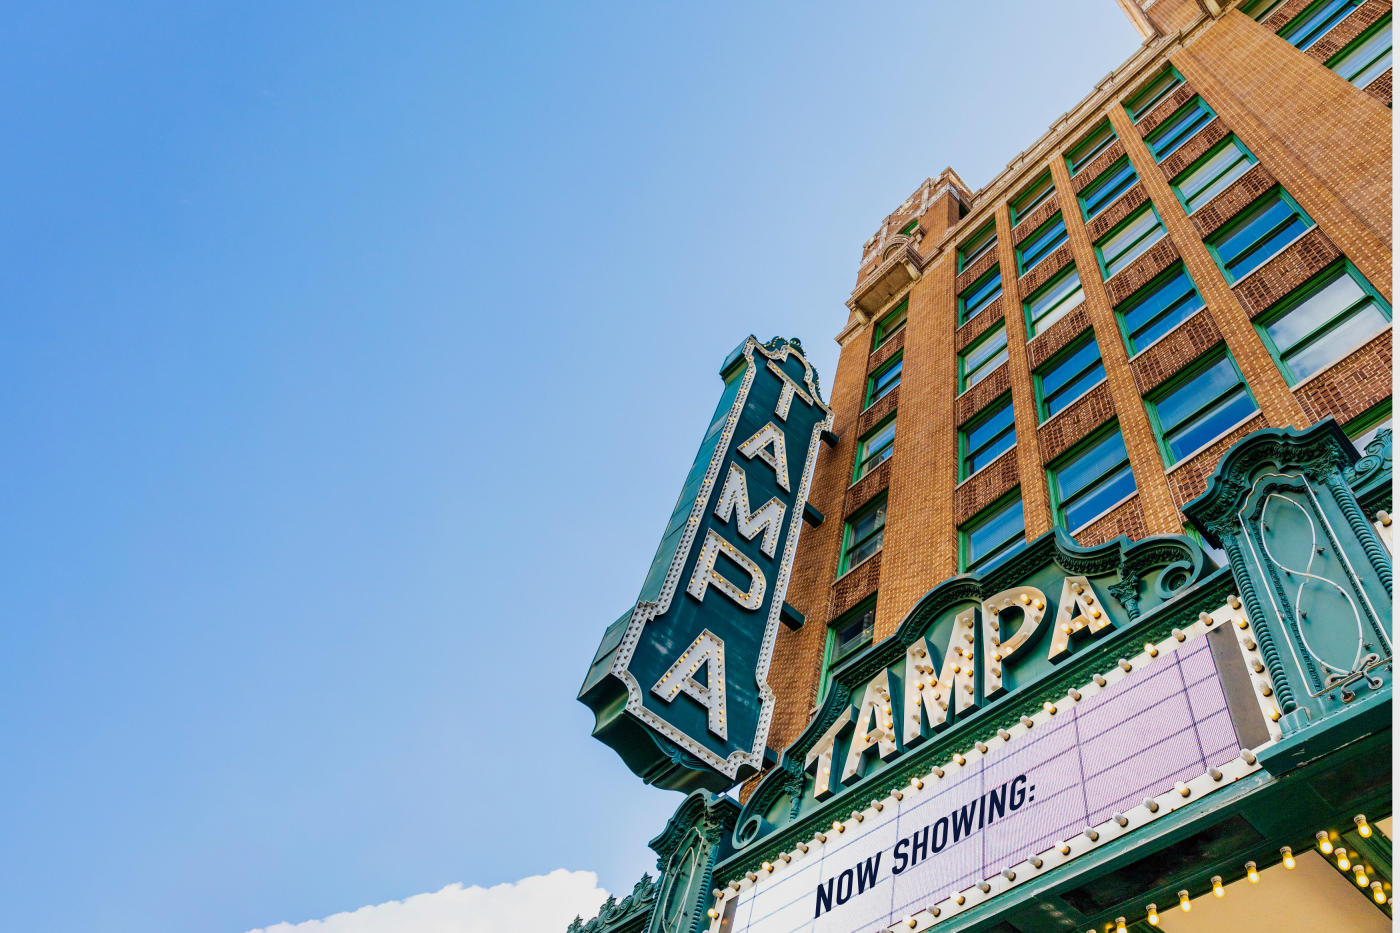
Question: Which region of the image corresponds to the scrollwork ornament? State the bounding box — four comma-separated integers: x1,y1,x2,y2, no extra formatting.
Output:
1322,470,1393,597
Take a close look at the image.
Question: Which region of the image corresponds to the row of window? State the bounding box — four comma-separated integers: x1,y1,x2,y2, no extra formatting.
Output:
824,395,1392,699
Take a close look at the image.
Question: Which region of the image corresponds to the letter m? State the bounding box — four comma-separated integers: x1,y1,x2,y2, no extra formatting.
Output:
714,464,786,558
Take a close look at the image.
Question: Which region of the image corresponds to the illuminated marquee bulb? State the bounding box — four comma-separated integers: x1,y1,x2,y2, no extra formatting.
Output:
761,861,772,873
1281,846,1296,869
952,753,966,766
952,893,965,906
1356,814,1373,838
1211,876,1224,898
1043,701,1057,715
1336,849,1350,871
1372,882,1386,904
1115,917,1126,933
833,820,844,834
911,777,923,790
1146,903,1159,926
1246,861,1259,883
707,908,719,919
1354,866,1369,887
1058,842,1071,855
1145,642,1158,657
1178,890,1191,912
1316,831,1334,854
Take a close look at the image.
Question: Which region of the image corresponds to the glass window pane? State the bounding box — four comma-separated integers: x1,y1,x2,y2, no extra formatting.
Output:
1064,462,1136,530
869,356,902,404
1012,174,1055,223
1154,356,1241,432
1027,268,1085,334
961,271,1003,321
1040,337,1106,418
963,325,1009,388
1148,99,1213,160
1284,0,1362,49
1101,208,1166,277
965,399,1016,474
1082,160,1138,220
1211,192,1311,282
1119,266,1205,351
856,419,896,479
959,223,998,270
1177,138,1255,213
874,303,908,348
1334,18,1393,84
1127,67,1184,120
967,499,1026,569
1020,215,1068,271
833,604,875,658
1164,385,1256,460
1281,302,1388,380
1069,122,1116,173
1057,431,1130,501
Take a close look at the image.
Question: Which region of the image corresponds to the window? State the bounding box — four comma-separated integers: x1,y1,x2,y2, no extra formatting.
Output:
1255,263,1391,384
854,417,896,481
1347,401,1392,453
1035,333,1105,420
1242,0,1288,20
1096,204,1167,279
1172,135,1257,214
1067,121,1117,175
1050,428,1137,532
1144,96,1215,160
1080,158,1138,221
1206,188,1313,283
1011,172,1056,225
1147,352,1258,463
898,219,919,236
959,269,1003,323
960,323,1009,391
1281,0,1363,49
1017,213,1069,273
866,353,903,408
958,221,998,272
1329,14,1392,87
962,495,1026,572
1025,267,1086,337
818,598,876,702
873,300,908,349
1126,65,1184,121
961,396,1016,478
840,497,887,574
1116,264,1206,353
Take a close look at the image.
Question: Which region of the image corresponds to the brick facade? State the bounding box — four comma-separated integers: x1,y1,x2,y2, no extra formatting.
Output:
757,2,1393,768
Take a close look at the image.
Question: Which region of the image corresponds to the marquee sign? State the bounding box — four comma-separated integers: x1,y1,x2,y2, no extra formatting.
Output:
579,336,834,793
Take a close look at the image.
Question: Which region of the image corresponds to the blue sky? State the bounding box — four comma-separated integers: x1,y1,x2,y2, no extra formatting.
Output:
2,3,1141,930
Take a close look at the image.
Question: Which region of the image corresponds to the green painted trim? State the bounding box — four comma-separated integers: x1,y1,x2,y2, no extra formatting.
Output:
957,267,1002,324
959,392,1015,480
1010,171,1055,226
853,413,897,482
1326,11,1392,78
1203,185,1314,284
1345,398,1393,438
1032,329,1103,422
838,494,887,576
1045,420,1132,533
1094,201,1166,281
864,351,903,409
1078,156,1137,222
1168,133,1258,209
1015,211,1067,275
1143,94,1217,160
956,220,998,272
1251,260,1392,385
1143,346,1257,466
958,486,1025,572
1066,119,1117,175
1114,261,1202,355
821,597,878,705
872,299,908,350
1125,64,1184,120
958,322,1007,392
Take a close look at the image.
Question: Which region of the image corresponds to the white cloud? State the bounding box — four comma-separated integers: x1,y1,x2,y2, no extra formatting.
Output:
247,868,609,933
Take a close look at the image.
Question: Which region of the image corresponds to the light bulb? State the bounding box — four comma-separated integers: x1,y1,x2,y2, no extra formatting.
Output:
1178,890,1190,912
1281,846,1296,868
1337,850,1350,871
1146,903,1159,926
1246,861,1259,883
1316,831,1333,854
1212,876,1224,897
1116,918,1126,932
1356,814,1372,838
707,908,719,919
1371,882,1386,904
1355,869,1369,887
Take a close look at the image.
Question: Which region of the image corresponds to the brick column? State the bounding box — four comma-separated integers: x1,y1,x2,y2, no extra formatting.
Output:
1047,154,1183,535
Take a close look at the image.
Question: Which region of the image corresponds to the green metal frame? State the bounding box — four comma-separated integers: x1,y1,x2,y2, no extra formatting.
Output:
958,267,1002,324
1114,261,1204,355
1032,329,1105,421
1251,260,1392,385
1010,170,1055,226
838,493,887,576
1345,398,1393,440
1143,346,1258,465
1204,185,1314,284
1124,64,1184,121
1045,420,1135,533
1094,201,1167,280
1170,133,1258,213
853,414,897,483
816,595,877,705
1066,119,1117,175
864,350,903,409
1016,211,1068,274
958,487,1025,572
1143,94,1217,161
958,322,1008,392
1023,264,1084,336
1078,156,1138,221
958,392,1015,480
957,220,998,272
1326,12,1392,84
872,299,908,350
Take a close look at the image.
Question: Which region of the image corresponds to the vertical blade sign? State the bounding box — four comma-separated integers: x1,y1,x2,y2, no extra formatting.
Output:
578,336,833,792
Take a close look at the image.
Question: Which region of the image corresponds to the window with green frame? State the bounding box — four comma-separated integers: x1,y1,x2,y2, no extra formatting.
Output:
866,353,903,408
1049,426,1137,533
1329,13,1392,87
1171,135,1257,214
1280,0,1362,49
898,219,919,236
1010,172,1056,226
817,598,876,703
959,269,1003,324
1145,350,1258,463
1035,332,1105,420
854,416,896,482
1254,262,1391,384
1241,0,1287,20
1205,188,1313,283
1096,203,1167,279
958,221,998,271
1080,158,1138,221
960,323,1009,391
961,493,1026,572
1017,213,1068,274
873,300,908,350
1125,65,1184,121
1116,263,1205,354
960,396,1015,478
1144,96,1215,161
1025,266,1085,336
1346,400,1392,454
840,496,887,574
1067,121,1117,175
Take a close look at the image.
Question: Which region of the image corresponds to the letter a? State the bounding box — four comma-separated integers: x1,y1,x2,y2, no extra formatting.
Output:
738,423,791,492
652,629,728,739
686,529,767,610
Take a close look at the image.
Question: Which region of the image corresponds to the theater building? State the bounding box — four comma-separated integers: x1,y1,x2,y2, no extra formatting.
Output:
574,1,1393,931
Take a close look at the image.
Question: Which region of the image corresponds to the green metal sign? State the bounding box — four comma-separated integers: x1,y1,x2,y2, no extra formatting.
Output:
580,336,833,792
